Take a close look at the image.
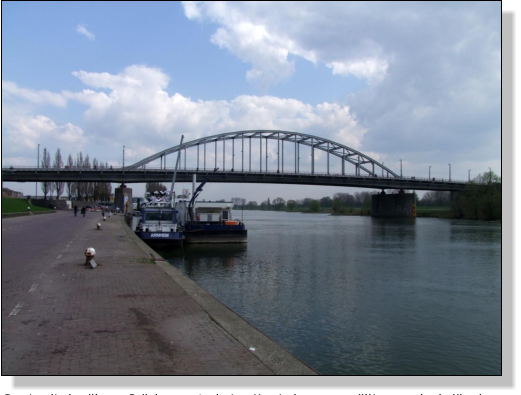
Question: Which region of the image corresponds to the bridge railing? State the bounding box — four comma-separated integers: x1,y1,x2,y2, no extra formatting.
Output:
2,166,470,184
2,166,124,170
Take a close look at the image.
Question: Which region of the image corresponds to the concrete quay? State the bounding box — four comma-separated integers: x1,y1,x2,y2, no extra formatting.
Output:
1,211,317,375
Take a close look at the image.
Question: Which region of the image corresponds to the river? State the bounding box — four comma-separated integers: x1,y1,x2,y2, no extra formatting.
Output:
159,211,501,375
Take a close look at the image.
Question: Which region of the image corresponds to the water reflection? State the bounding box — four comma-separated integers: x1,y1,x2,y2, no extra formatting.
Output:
164,211,501,375
162,244,247,276
370,217,417,251
448,219,502,245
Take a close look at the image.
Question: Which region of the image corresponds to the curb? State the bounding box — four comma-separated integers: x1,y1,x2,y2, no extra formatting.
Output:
119,216,318,375
2,211,56,219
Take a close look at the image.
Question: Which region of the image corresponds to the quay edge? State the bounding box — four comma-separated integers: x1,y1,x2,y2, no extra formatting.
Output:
121,215,318,375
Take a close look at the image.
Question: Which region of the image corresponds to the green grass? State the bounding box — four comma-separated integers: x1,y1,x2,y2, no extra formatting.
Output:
416,205,450,212
331,206,372,216
1,198,53,213
415,205,453,218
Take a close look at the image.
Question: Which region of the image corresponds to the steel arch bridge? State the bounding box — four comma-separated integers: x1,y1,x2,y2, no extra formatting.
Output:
128,130,399,178
1,130,470,191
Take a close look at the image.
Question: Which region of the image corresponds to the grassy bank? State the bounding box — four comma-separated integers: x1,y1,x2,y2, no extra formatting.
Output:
330,205,453,218
244,205,493,220
415,206,453,218
1,198,54,213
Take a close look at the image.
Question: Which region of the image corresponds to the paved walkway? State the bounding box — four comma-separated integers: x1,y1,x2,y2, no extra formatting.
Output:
2,211,316,375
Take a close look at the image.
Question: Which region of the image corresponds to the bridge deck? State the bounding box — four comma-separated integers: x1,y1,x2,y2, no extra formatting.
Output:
2,167,469,191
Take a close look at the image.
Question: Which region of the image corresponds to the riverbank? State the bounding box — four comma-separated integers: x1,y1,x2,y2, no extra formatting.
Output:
296,206,457,219
2,211,316,375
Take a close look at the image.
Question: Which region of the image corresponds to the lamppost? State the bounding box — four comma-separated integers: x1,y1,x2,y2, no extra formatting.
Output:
429,166,432,180
488,167,492,184
448,164,451,181
468,169,471,182
123,146,125,168
382,162,384,177
36,143,40,199
399,159,402,178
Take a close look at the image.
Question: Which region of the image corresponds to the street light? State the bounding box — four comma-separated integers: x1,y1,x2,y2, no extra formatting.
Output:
488,167,492,184
468,169,471,182
448,164,451,181
429,166,432,180
382,162,384,177
36,143,40,199
123,146,125,168
399,159,402,178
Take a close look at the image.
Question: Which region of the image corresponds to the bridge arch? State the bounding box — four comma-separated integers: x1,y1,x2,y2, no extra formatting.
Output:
127,130,399,178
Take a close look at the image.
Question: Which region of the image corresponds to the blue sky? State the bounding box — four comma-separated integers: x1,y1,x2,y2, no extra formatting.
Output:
2,1,502,201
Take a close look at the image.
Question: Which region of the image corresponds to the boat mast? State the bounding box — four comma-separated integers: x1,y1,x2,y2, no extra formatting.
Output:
187,168,218,222
170,135,184,208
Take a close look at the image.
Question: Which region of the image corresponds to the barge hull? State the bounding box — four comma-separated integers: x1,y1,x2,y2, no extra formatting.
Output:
184,234,247,244
135,231,185,248
183,225,247,244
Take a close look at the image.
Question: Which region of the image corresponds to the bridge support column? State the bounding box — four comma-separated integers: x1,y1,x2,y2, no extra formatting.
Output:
115,184,132,214
371,193,415,218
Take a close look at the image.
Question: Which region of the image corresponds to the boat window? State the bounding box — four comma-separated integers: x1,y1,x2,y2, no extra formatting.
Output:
222,211,229,220
145,212,173,221
161,212,173,221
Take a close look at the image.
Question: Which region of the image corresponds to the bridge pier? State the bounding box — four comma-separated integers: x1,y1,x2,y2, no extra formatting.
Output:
371,192,416,218
115,184,132,214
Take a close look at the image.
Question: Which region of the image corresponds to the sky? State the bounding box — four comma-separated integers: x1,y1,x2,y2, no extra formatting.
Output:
1,1,502,202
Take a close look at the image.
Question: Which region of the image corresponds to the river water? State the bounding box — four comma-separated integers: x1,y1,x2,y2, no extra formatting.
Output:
160,211,501,375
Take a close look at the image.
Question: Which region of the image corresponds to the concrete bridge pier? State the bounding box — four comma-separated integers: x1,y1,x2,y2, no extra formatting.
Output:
115,184,132,214
371,192,416,218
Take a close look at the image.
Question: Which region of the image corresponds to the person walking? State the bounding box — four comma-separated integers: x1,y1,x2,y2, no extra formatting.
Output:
81,206,86,217
73,205,78,217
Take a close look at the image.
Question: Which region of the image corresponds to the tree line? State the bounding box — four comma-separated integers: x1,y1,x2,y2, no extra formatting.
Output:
135,171,501,220
39,148,112,202
229,171,501,221
230,191,379,213
414,171,501,220
451,171,501,221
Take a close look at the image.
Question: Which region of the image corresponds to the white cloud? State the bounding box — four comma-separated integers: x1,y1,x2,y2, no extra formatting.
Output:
2,113,86,157
2,81,68,107
181,1,203,20
76,24,95,41
1,65,368,174
60,66,367,154
327,57,389,86
182,2,389,87
182,2,318,87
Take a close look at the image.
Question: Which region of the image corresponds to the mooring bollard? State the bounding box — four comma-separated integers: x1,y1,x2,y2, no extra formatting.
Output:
85,247,97,268
96,223,101,230
103,216,106,221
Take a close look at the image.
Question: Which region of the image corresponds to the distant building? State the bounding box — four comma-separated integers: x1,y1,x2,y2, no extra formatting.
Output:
2,188,23,198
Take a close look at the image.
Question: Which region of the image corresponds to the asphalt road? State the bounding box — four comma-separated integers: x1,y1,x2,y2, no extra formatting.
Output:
2,211,106,374
2,211,93,318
